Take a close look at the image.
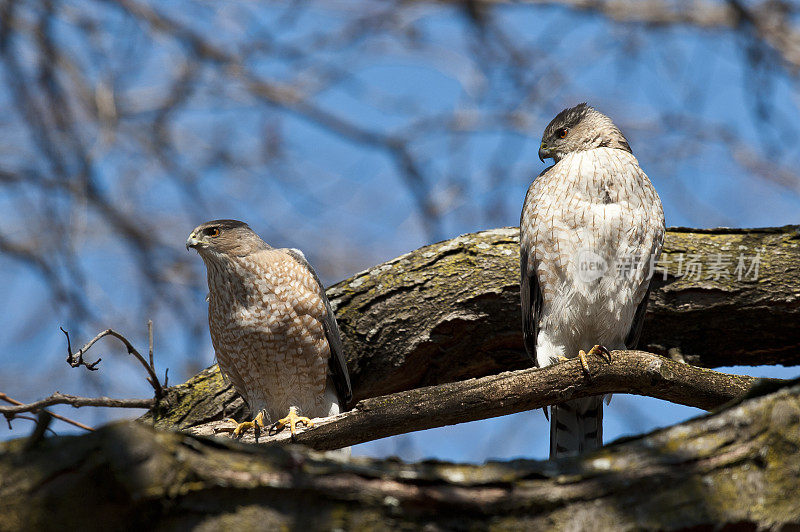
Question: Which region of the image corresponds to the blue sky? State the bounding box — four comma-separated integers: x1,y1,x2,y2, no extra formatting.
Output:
1,1,798,461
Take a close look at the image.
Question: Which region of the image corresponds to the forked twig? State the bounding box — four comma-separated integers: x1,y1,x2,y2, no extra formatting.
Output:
61,324,164,398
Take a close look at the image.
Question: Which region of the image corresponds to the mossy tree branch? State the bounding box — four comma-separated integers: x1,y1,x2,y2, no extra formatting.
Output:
143,225,800,431
5,381,800,530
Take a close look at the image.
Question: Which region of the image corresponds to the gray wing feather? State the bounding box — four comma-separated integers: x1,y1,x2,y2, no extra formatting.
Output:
520,246,542,366
520,174,547,367
625,286,651,349
624,161,664,349
285,249,353,407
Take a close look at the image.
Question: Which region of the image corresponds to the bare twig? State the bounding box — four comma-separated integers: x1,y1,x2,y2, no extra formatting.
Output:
148,319,154,371
189,350,783,450
61,325,164,399
61,327,100,371
0,392,94,432
0,392,155,416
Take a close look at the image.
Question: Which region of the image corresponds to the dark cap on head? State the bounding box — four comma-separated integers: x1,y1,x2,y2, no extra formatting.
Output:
186,219,270,256
538,103,631,163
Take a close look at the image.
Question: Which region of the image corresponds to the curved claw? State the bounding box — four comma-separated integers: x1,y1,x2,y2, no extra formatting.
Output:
273,406,314,437
587,344,612,364
577,345,613,377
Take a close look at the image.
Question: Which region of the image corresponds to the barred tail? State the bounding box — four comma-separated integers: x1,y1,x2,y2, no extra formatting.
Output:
549,397,603,459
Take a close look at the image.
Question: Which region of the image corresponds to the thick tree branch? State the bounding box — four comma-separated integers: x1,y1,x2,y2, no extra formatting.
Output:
5,381,800,529
332,225,800,397
143,226,800,431
187,350,779,450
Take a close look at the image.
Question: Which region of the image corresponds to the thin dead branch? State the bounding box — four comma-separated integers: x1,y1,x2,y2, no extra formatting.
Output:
148,319,154,371
0,392,94,432
0,392,154,416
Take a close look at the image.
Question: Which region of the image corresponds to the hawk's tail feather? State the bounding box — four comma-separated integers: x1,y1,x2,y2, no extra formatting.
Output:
549,397,603,459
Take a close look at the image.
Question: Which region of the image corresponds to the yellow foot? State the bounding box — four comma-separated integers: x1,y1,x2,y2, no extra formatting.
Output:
577,350,590,374
577,345,612,375
224,411,266,439
273,406,314,437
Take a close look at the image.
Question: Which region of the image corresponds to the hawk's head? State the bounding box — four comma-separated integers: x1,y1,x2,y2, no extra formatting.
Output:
538,103,631,163
186,219,270,259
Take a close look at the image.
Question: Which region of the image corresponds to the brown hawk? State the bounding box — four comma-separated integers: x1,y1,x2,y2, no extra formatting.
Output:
520,104,665,458
187,219,352,438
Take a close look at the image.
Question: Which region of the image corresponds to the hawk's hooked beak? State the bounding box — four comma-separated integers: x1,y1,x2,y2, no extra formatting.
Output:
538,143,551,163
186,233,201,251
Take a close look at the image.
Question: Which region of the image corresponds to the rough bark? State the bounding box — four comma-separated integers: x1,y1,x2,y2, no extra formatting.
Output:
187,351,775,450
142,225,800,431
4,381,800,530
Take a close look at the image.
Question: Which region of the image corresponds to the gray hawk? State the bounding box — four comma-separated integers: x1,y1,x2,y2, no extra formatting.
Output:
520,104,665,458
187,219,352,439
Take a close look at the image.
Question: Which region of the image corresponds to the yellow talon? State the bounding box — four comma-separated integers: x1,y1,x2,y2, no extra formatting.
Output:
577,350,591,374
274,406,314,437
213,418,237,434
577,344,612,376
229,411,266,439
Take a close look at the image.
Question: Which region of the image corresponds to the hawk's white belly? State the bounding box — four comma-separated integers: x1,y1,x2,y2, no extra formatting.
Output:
523,148,665,367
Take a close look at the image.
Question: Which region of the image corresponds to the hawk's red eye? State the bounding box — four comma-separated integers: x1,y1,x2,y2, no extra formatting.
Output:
206,228,220,237
557,128,568,139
